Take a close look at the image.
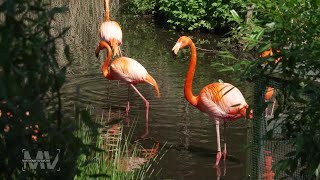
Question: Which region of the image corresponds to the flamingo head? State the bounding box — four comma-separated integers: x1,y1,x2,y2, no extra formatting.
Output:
172,36,191,57
240,105,253,120
95,41,111,59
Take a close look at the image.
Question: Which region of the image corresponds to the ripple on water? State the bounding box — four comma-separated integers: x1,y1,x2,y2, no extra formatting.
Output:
57,1,251,178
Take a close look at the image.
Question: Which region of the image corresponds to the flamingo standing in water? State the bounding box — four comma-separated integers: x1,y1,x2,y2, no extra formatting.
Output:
96,41,160,137
172,36,250,166
98,0,122,56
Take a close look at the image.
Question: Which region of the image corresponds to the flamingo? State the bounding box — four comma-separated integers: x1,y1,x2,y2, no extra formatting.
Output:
98,0,122,56
172,36,251,166
260,48,282,64
260,48,281,116
264,86,276,117
95,41,160,137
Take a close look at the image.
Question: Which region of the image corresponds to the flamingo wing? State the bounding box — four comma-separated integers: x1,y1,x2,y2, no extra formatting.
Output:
109,57,148,83
198,82,248,120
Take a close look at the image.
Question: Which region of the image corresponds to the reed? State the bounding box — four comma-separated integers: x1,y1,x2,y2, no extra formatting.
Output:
74,106,167,179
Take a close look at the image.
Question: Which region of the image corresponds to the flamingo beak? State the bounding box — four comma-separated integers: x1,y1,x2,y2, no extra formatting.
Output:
95,46,100,59
171,42,181,59
95,44,101,59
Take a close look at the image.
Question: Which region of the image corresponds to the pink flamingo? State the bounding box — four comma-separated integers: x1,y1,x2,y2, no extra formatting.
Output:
172,36,251,166
260,48,281,117
96,41,160,137
264,86,276,117
98,0,122,56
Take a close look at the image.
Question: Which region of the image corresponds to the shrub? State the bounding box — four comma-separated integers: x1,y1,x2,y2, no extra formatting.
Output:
127,0,247,31
224,0,320,178
0,0,97,178
128,0,156,15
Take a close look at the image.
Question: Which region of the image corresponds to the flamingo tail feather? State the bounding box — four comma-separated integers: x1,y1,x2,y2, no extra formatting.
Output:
145,74,160,97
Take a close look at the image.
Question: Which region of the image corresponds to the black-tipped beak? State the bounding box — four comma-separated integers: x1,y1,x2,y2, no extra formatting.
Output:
172,50,177,59
95,46,100,59
171,42,181,59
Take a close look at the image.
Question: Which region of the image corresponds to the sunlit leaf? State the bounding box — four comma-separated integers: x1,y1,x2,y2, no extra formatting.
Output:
230,9,241,24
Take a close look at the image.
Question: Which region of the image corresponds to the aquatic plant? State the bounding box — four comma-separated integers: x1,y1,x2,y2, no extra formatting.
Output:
74,107,167,179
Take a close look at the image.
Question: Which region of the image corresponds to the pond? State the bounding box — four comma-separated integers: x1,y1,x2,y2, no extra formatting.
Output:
55,0,253,179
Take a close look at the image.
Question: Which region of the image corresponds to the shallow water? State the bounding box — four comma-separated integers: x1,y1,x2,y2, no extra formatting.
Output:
55,0,253,179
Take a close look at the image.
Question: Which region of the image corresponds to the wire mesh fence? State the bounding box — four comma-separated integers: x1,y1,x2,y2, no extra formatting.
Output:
250,75,310,180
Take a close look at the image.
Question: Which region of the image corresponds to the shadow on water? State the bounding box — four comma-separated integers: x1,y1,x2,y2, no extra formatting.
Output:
53,0,253,179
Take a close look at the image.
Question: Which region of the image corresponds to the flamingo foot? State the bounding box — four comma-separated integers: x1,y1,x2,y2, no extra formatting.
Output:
215,151,222,166
222,143,227,161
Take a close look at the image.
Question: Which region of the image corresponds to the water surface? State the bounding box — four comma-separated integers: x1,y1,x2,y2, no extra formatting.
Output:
55,1,253,179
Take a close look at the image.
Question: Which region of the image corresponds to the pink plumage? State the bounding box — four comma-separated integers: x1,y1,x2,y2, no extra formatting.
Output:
100,21,122,45
98,0,123,56
96,41,160,137
198,82,248,121
172,36,250,166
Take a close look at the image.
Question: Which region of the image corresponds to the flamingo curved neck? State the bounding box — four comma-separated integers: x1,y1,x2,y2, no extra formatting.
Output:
185,41,198,107
101,42,112,79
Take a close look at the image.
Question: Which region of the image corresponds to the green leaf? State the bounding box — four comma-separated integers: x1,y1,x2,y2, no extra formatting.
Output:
217,51,238,60
230,9,242,24
218,67,235,72
258,44,272,54
265,22,275,29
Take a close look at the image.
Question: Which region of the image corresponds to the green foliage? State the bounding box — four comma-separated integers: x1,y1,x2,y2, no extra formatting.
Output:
74,110,164,180
223,0,320,178
127,0,247,31
128,0,156,15
0,0,99,178
272,84,320,178
158,0,212,30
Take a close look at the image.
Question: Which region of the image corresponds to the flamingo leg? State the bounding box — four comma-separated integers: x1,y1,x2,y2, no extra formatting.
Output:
270,97,276,117
125,86,130,117
130,84,149,138
222,121,227,161
265,104,268,117
125,86,130,125
215,119,222,166
265,101,271,117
